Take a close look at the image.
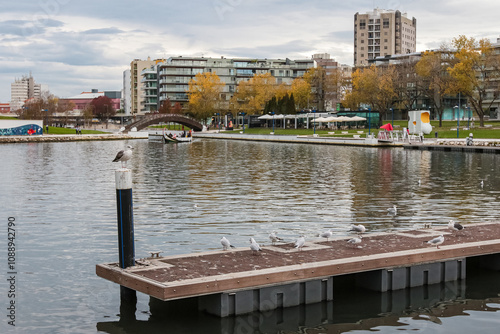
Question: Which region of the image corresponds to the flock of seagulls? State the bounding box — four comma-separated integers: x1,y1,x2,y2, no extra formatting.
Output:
220,224,371,254
220,215,468,254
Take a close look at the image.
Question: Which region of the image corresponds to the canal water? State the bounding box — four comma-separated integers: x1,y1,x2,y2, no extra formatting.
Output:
1,138,500,333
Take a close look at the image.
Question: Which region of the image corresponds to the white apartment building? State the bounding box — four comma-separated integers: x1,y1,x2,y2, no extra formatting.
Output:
10,74,46,111
354,8,416,67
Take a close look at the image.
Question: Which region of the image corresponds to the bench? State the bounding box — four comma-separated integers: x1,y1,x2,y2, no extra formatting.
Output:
353,135,360,139
357,131,364,134
341,131,349,134
328,132,335,135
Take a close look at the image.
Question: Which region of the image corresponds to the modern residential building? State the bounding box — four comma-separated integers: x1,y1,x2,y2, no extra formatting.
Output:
130,57,165,115
122,69,131,115
10,74,47,112
149,56,315,111
354,8,416,67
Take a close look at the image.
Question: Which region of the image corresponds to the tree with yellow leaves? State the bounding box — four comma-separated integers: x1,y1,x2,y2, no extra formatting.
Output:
187,72,225,124
343,65,397,119
230,73,277,114
416,48,456,127
291,77,311,110
448,35,500,127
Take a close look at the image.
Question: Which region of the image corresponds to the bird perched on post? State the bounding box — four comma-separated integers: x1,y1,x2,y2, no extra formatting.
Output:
220,237,236,251
269,231,283,245
294,235,305,251
249,237,262,254
448,220,465,235
424,235,444,249
349,224,366,236
112,145,133,168
320,230,333,242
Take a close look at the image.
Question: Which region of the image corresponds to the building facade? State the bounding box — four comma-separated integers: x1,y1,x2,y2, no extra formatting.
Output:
148,56,315,112
122,69,131,115
130,57,164,115
10,74,46,112
354,8,416,67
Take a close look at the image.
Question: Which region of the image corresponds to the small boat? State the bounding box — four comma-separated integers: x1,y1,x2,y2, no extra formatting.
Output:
163,130,192,143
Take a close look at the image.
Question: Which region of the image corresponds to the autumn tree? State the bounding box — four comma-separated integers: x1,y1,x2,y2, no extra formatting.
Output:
416,49,456,127
187,72,225,124
291,77,311,110
393,61,426,112
230,73,276,114
91,96,116,127
158,98,173,114
344,65,397,119
448,35,500,126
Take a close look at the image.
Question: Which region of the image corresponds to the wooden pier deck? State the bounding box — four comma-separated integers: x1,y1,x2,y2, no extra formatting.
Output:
96,223,500,302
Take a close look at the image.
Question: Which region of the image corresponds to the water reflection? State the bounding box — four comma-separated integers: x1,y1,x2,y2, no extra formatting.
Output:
1,139,500,333
96,268,500,334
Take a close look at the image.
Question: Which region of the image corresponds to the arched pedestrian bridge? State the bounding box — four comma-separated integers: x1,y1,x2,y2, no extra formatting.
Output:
123,114,203,132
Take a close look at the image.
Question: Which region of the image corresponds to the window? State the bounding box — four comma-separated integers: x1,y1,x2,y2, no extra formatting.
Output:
383,18,389,28
360,19,366,29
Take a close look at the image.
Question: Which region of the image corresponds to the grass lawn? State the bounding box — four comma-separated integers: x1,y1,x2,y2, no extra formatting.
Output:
46,127,107,135
220,120,500,139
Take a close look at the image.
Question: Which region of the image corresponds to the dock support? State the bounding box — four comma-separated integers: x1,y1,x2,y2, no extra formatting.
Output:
115,169,136,306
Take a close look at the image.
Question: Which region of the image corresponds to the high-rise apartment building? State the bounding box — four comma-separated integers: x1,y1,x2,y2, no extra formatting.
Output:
130,57,164,115
354,8,416,67
10,74,46,111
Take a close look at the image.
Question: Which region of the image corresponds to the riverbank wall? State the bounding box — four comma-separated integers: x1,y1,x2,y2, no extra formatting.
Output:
0,132,148,144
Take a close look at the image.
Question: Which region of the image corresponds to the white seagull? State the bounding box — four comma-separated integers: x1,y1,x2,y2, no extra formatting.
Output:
249,237,262,254
448,220,465,234
294,235,305,251
387,205,397,215
347,236,362,247
424,235,444,249
112,145,133,168
320,230,333,242
220,237,235,251
269,232,283,245
349,224,366,235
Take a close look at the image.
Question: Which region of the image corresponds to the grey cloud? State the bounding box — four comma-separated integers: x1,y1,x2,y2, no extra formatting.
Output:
83,27,125,35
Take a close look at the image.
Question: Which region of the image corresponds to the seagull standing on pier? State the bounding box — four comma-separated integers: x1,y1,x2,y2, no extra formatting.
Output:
294,235,305,251
249,237,262,254
387,205,397,215
349,224,366,236
112,145,133,168
347,236,362,248
448,220,465,235
220,237,235,251
320,230,333,242
424,235,444,249
269,232,283,245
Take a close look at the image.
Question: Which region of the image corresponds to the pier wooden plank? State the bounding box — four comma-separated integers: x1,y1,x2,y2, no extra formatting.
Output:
96,223,500,301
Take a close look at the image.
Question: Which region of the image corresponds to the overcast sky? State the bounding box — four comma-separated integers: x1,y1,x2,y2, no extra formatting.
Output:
1,0,499,102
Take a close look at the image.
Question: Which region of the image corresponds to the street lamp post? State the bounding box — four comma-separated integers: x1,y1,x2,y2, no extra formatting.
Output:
366,108,372,136
313,110,316,135
390,108,394,127
272,111,275,133
454,105,460,138
240,112,246,133
466,106,471,129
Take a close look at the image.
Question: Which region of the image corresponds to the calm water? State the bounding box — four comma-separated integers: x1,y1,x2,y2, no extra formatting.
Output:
1,138,500,333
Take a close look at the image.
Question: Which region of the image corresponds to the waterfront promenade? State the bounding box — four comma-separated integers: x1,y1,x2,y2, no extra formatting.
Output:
0,132,148,143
